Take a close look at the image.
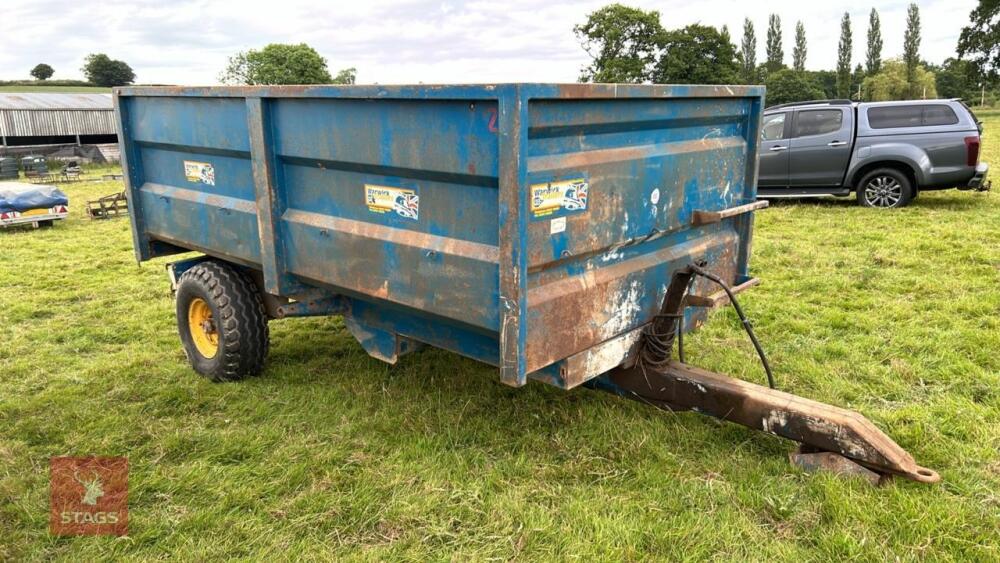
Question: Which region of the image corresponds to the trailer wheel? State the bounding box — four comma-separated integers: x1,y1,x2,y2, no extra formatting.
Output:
175,261,269,382
856,168,913,209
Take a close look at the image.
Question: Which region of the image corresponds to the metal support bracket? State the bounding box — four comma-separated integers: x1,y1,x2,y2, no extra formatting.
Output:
274,295,348,319
692,200,769,226
685,277,760,308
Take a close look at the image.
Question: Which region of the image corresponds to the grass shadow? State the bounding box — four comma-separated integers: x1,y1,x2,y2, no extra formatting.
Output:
763,196,855,208
762,190,989,210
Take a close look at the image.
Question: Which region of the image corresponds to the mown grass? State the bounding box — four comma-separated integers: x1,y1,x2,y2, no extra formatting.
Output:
1,121,998,560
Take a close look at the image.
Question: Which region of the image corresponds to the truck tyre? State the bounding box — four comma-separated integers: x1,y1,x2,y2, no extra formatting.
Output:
175,261,269,382
856,168,913,209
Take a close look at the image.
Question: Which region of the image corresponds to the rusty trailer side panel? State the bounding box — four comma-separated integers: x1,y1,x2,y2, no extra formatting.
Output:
114,83,766,388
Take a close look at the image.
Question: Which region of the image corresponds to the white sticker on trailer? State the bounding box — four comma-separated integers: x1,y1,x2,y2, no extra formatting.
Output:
550,216,566,234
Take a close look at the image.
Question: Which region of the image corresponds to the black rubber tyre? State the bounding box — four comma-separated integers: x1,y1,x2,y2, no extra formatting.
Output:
175,261,269,382
856,168,914,209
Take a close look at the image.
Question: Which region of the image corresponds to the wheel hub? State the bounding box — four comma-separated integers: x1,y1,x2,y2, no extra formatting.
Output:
865,176,902,207
187,297,219,358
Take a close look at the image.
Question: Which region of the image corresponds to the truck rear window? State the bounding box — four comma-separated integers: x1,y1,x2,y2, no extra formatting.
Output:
867,104,959,129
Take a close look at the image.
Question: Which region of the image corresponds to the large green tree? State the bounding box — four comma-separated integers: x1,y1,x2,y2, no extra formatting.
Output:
765,14,784,74
652,24,740,85
866,8,883,74
740,18,757,83
862,58,937,101
574,4,664,83
81,54,135,87
764,68,824,106
935,57,990,103
958,0,1000,81
903,3,921,97
836,12,853,98
792,21,806,72
810,70,838,98
221,43,338,85
30,63,54,81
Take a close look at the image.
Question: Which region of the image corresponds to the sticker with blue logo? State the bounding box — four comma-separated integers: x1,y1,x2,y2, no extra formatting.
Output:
530,177,588,219
365,184,419,220
183,161,215,186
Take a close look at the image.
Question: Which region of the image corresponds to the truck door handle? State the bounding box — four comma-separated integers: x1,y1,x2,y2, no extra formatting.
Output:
769,145,787,152
827,140,847,147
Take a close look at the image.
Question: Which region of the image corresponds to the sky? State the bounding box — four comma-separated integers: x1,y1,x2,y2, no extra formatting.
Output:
0,0,978,85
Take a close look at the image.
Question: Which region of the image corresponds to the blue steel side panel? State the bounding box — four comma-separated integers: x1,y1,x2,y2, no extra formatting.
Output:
268,97,502,330
269,98,500,179
519,89,761,375
123,95,260,265
128,96,251,153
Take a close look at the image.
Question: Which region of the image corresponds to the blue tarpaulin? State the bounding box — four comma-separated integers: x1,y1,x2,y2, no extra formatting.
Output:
0,184,69,213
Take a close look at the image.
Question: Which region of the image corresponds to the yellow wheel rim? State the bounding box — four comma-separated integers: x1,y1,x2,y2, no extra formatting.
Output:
187,297,219,359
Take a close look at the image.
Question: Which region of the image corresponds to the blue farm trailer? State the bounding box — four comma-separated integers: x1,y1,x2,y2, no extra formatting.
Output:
114,83,936,484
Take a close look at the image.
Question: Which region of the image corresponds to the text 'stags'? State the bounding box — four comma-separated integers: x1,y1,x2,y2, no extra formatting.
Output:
50,456,128,536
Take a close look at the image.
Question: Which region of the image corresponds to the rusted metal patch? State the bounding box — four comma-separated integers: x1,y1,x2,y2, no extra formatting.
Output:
560,327,645,389
283,208,499,263
141,183,257,214
686,277,760,308
527,137,746,174
691,200,769,226
524,233,736,373
603,361,940,484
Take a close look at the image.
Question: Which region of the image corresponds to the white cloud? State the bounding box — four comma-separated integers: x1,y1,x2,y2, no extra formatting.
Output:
0,0,977,85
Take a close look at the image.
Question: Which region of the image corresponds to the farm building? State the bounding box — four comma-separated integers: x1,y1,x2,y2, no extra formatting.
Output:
0,93,119,161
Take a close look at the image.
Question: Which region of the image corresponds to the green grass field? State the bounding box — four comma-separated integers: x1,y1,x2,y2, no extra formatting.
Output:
1,122,998,560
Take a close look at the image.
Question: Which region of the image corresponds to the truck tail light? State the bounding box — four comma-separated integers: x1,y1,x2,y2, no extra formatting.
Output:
965,136,981,167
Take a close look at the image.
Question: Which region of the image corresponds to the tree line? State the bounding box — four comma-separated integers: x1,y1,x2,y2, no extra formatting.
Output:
21,2,1000,99
27,54,136,87
576,1,1000,107
26,44,356,87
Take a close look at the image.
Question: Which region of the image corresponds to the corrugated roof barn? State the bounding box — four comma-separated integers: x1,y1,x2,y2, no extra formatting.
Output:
0,93,116,140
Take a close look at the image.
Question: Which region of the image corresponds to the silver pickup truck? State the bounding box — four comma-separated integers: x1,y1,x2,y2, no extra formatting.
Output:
757,99,989,208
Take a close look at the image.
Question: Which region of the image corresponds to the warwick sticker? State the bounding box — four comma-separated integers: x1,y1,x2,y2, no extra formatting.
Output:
50,456,128,536
530,178,588,218
365,184,419,220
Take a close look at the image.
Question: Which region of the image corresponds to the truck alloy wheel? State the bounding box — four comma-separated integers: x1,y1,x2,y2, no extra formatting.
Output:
857,168,913,209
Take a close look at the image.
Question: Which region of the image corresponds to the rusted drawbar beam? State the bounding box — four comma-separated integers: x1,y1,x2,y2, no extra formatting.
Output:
593,266,939,484
598,361,939,483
